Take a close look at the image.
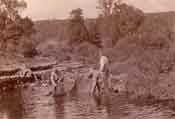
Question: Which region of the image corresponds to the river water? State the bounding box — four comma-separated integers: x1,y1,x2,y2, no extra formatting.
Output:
0,84,175,119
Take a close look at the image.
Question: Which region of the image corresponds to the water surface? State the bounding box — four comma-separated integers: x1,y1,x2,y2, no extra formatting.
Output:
0,85,175,119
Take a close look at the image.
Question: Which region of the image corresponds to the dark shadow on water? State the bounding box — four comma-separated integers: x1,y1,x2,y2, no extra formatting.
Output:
0,84,175,119
0,87,25,119
54,96,66,119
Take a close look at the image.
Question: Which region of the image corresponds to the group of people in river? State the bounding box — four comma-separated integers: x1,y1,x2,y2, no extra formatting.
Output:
17,50,111,96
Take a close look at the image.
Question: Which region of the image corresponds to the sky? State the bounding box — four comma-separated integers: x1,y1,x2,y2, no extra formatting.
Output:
23,0,175,20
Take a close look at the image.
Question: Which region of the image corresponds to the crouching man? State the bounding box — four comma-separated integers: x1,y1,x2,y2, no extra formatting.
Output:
50,68,65,96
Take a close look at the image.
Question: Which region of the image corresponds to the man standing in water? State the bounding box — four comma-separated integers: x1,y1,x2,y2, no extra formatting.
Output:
90,49,111,95
99,49,111,93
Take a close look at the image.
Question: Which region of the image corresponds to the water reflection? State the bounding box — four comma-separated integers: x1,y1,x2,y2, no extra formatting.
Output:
0,88,25,119
22,86,56,119
59,94,108,119
54,96,65,119
0,85,174,119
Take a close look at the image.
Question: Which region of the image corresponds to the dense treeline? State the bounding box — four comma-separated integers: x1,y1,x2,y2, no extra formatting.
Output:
66,0,144,48
0,0,143,56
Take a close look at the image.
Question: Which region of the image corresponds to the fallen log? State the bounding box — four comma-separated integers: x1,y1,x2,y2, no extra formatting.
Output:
0,62,84,84
56,63,84,69
30,61,57,71
0,68,20,77
0,75,33,84
0,61,57,77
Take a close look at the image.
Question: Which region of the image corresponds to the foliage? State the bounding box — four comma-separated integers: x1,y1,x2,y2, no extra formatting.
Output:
97,0,144,46
85,18,102,48
97,0,122,16
67,8,89,46
0,0,36,57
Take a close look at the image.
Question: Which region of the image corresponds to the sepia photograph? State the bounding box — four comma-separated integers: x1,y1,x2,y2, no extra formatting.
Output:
0,0,175,119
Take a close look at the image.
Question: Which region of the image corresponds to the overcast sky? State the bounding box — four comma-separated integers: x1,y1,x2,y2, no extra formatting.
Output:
23,0,175,20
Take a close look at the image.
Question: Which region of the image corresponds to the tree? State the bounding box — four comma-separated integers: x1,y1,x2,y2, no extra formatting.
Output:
97,0,144,45
19,17,37,57
67,8,89,46
0,0,27,20
97,0,122,16
85,15,104,48
0,0,36,57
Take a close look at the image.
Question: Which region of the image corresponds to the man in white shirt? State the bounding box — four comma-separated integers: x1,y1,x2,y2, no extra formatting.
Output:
89,49,111,94
99,49,110,76
99,55,110,72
